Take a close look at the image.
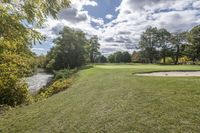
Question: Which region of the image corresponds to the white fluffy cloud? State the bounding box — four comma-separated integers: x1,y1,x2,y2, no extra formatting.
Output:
105,14,113,19
35,0,200,56
98,0,200,55
37,0,99,38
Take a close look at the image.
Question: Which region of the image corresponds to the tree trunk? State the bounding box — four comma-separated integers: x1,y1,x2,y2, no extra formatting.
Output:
90,52,94,63
175,45,179,65
163,56,166,64
192,55,196,64
149,57,153,64
162,49,166,64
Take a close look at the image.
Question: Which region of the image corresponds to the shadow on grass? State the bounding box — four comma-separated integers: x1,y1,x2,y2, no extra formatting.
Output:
78,65,94,70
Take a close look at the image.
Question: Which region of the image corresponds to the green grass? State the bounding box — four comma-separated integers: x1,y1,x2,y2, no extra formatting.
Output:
1,64,200,132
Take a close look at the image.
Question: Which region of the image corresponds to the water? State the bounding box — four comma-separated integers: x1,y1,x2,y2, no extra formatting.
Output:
25,72,53,94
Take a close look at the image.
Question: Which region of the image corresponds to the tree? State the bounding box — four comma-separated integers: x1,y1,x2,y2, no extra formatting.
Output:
36,55,47,68
96,55,107,63
114,51,123,63
139,27,159,63
89,36,100,63
108,54,115,63
108,51,131,63
187,25,200,63
46,27,88,70
0,0,70,106
170,32,187,64
122,52,131,63
157,28,171,64
132,51,141,63
0,0,70,53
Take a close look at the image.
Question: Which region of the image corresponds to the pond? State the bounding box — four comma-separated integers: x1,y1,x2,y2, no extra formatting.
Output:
25,71,53,94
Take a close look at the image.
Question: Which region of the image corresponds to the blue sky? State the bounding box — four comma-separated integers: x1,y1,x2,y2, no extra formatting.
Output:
84,0,121,24
33,0,200,56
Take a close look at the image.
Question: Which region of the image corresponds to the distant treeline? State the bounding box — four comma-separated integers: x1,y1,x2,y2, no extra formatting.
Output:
134,25,200,64
99,25,200,65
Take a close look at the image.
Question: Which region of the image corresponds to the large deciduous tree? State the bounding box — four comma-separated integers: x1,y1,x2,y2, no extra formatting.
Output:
187,25,200,63
139,27,159,63
89,36,100,63
122,51,131,63
46,27,88,70
157,28,171,64
170,32,187,64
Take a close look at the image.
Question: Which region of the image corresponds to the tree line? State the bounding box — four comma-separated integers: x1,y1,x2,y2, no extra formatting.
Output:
136,25,200,64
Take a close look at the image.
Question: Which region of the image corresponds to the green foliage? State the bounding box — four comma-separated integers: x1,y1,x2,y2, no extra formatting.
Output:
35,68,77,101
54,68,78,81
108,54,115,63
0,0,70,27
179,56,192,64
45,27,101,70
89,36,100,63
115,51,123,63
0,52,37,77
187,25,200,62
108,51,131,63
122,51,131,63
46,27,89,70
170,32,187,64
36,78,73,100
139,27,159,63
0,0,71,106
157,28,171,64
36,55,47,68
0,64,31,106
96,55,107,63
137,25,200,64
160,57,174,64
132,51,142,63
0,52,35,106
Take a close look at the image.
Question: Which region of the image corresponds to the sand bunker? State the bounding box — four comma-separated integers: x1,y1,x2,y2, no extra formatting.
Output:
136,71,200,77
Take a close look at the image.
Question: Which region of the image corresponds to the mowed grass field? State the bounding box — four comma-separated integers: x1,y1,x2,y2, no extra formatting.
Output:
1,64,200,133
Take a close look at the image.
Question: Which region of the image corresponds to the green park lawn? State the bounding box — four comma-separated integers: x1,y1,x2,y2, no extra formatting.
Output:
1,64,200,133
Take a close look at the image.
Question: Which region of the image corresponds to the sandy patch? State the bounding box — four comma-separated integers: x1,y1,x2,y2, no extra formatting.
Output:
136,71,200,77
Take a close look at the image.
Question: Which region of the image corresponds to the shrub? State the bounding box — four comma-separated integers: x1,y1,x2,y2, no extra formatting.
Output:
179,56,192,64
54,68,78,81
0,53,35,106
35,68,78,101
160,57,174,64
0,52,37,77
0,65,30,106
36,78,73,100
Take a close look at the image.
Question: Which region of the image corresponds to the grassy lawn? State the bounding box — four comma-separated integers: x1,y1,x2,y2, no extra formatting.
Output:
1,64,200,133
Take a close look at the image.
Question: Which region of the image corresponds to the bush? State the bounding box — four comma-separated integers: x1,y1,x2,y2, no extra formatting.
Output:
36,78,73,100
0,52,37,77
160,57,174,64
0,65,30,106
179,56,192,64
54,68,78,81
0,53,35,106
35,68,78,101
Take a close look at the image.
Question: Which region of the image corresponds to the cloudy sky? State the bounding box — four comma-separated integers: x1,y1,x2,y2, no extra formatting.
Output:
32,0,200,56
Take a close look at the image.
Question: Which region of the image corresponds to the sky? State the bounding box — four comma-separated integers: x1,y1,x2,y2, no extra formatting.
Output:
32,0,200,56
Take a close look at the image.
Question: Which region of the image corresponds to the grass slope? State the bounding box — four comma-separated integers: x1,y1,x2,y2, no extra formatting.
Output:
1,64,200,133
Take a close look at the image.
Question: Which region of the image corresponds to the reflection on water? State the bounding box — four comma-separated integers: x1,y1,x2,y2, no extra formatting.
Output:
25,72,53,94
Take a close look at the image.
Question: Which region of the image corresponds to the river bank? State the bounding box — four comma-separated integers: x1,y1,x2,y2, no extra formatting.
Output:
24,69,53,94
